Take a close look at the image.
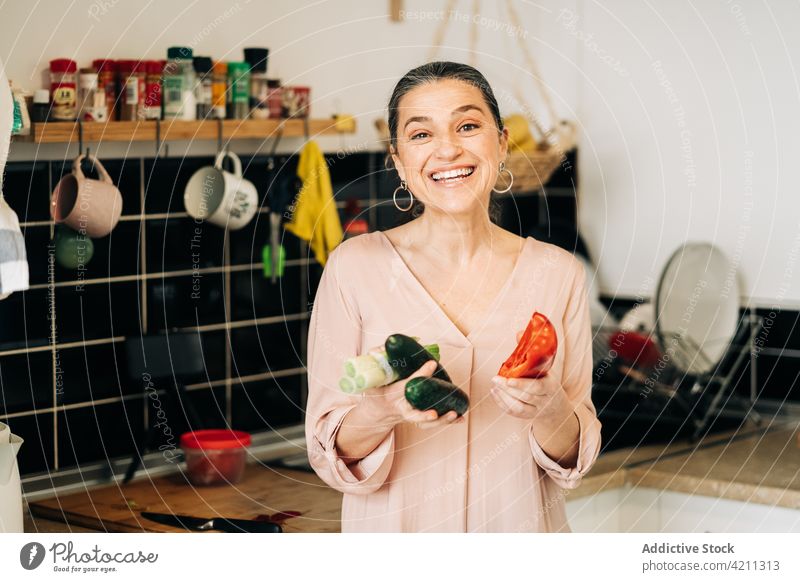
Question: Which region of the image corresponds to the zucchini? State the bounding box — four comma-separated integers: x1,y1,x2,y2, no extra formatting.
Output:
405,377,469,416
385,334,452,383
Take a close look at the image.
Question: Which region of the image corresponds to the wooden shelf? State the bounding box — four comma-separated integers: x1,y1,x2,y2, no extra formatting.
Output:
16,117,355,144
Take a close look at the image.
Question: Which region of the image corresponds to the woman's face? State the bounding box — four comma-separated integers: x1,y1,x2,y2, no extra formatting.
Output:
390,78,508,218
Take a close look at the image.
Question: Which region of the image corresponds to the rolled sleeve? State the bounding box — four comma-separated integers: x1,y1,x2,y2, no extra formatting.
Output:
305,243,395,495
308,403,395,494
529,257,602,489
528,405,602,489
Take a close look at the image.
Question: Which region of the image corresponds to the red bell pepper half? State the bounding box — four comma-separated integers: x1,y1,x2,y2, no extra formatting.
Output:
498,312,558,378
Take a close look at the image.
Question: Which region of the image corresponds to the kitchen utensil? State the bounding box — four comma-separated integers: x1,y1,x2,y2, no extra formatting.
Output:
262,242,285,279
179,429,250,486
50,154,123,238
184,150,258,230
0,422,24,532
655,242,740,375
255,510,302,523
140,511,281,533
263,157,300,283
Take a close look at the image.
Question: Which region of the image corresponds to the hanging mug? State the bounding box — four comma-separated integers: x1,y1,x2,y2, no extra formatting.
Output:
50,154,123,238
184,151,258,230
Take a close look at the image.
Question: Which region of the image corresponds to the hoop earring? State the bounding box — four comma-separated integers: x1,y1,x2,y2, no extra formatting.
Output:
393,180,414,211
492,161,514,194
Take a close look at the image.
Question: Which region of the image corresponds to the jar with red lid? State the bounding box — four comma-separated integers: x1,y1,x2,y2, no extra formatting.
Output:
142,60,162,120
116,60,146,121
179,429,251,486
49,58,77,121
92,59,118,121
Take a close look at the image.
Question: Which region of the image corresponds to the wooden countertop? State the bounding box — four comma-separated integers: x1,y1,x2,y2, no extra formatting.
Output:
28,465,342,533
25,420,800,533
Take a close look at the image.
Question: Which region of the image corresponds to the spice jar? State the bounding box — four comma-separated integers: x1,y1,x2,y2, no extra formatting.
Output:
77,68,107,122
243,47,269,119
267,79,282,118
117,60,145,121
226,62,250,120
32,89,50,123
281,86,310,118
163,46,196,120
49,59,77,121
142,60,162,120
192,56,213,120
92,59,118,121
211,61,227,120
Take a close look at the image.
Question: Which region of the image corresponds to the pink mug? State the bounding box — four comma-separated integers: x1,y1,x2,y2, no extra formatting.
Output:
51,155,123,238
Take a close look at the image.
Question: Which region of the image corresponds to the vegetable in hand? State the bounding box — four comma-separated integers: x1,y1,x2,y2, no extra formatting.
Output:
498,312,558,378
405,376,469,417
385,334,452,383
339,340,441,393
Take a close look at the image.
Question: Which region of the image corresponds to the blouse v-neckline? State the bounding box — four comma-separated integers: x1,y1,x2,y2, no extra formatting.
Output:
376,230,532,344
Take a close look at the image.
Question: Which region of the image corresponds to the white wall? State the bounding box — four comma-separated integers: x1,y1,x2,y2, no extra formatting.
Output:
575,0,800,307
2,0,797,307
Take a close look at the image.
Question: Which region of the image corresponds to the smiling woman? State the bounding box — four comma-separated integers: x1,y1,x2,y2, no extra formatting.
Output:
304,61,602,532
387,62,507,224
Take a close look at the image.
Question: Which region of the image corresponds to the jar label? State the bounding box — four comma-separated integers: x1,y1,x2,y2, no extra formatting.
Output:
52,86,76,120
125,80,139,104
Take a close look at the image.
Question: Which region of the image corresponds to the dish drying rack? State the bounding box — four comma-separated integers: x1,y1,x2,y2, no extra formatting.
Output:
591,313,765,442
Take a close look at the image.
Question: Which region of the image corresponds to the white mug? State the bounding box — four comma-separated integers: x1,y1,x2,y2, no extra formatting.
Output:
184,151,258,230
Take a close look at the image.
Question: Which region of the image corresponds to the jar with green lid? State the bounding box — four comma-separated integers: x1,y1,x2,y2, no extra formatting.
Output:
226,62,250,120
163,46,196,120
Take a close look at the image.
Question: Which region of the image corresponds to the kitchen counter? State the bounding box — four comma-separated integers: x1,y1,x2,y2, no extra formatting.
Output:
26,465,342,533
24,420,800,533
571,420,800,509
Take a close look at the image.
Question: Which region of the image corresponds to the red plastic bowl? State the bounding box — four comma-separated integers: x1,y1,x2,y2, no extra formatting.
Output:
179,429,251,486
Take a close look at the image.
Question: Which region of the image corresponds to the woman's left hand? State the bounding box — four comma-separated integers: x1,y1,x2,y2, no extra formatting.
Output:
490,372,571,421
490,329,573,422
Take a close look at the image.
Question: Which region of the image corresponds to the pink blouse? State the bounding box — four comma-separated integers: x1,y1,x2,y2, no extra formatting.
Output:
305,230,602,532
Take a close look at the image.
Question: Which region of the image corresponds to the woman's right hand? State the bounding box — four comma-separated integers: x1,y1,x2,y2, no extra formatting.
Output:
359,359,465,429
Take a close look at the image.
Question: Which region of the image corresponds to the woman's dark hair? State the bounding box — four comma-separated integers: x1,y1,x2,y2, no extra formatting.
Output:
386,61,504,224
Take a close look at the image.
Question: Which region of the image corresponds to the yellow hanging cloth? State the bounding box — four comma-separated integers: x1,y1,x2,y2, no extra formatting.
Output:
284,140,343,266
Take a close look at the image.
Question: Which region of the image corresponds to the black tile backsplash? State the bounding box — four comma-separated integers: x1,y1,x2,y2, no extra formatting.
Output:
10,414,55,476
3,161,51,222
54,282,142,342
0,351,53,414
0,288,52,347
57,398,144,468
231,375,303,432
146,218,227,272
1,150,570,478
230,320,304,378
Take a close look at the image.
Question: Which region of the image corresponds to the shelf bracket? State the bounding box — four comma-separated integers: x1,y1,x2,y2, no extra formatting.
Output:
77,119,84,156
216,117,224,153
155,118,161,159
270,124,284,157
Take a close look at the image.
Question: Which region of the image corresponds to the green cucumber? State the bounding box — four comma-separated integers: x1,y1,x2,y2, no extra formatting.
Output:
385,334,452,382
405,377,469,416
